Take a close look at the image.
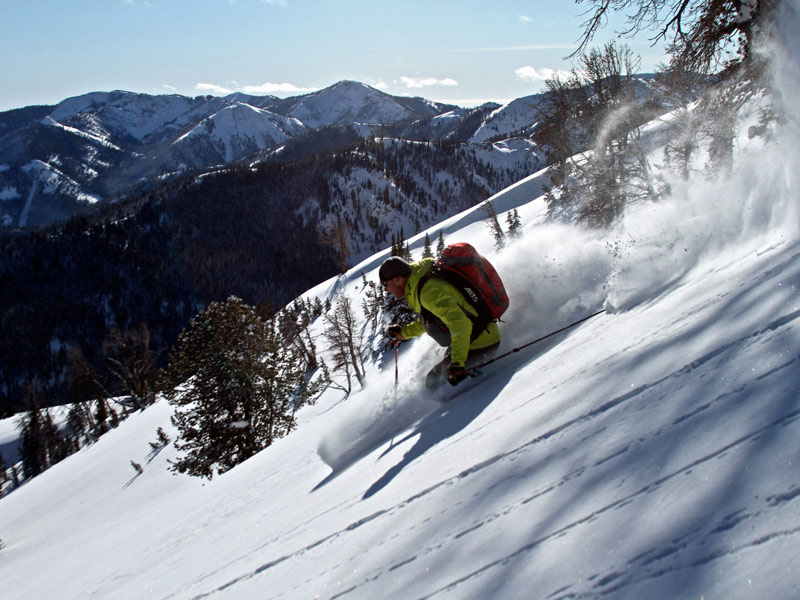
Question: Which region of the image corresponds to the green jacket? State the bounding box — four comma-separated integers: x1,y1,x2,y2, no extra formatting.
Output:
399,258,501,367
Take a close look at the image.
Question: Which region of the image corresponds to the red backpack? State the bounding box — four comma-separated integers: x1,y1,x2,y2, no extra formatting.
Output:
420,243,509,340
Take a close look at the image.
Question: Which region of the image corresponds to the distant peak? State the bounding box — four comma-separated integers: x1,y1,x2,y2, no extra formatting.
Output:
334,80,371,88
325,80,381,95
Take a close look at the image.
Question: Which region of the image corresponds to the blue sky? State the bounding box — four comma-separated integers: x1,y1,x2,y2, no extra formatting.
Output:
0,0,669,112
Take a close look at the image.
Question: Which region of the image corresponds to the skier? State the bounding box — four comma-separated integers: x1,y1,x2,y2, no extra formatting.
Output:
379,256,501,387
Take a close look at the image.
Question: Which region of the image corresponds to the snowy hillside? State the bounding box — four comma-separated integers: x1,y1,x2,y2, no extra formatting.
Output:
173,103,307,163
469,94,546,142
2,10,799,600
277,80,448,129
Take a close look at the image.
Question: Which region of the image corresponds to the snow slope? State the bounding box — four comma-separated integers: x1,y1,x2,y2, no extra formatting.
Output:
2,8,799,600
174,103,306,162
283,80,438,129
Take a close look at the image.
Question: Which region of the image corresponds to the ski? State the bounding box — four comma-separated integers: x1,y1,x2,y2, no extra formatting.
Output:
434,367,491,402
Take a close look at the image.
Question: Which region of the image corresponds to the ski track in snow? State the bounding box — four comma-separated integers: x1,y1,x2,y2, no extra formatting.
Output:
186,369,800,600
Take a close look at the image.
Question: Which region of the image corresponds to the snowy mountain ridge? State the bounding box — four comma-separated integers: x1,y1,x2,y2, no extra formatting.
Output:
278,80,445,129
1,24,799,596
173,102,307,163
0,81,466,228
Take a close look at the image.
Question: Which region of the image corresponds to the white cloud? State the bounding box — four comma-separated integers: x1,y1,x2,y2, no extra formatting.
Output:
519,15,533,23
240,82,317,95
196,83,235,95
260,0,287,5
194,81,316,97
398,76,459,89
515,66,572,82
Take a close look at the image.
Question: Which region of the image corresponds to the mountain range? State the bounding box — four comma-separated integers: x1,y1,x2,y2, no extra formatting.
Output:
0,78,665,229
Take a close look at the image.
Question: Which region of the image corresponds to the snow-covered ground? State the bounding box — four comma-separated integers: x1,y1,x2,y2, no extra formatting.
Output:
2,8,800,600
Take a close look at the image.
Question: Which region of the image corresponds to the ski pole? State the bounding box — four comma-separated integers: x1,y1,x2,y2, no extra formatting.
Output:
470,309,606,372
394,339,400,389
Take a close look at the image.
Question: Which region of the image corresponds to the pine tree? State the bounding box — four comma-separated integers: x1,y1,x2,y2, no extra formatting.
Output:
436,231,446,259
42,408,70,466
403,242,412,262
167,296,317,479
17,387,49,479
66,401,92,447
93,398,110,437
155,427,170,447
506,209,522,238
147,427,171,462
391,229,406,257
0,449,8,496
422,233,434,259
16,384,68,480
483,201,505,249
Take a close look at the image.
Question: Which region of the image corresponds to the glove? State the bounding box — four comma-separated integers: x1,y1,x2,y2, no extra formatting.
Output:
387,325,403,340
447,366,468,386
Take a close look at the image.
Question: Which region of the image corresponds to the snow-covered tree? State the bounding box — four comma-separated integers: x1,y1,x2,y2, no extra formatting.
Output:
167,296,317,479
506,209,522,238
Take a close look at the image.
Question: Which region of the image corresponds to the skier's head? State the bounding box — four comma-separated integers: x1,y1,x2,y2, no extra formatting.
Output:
379,257,411,284
379,257,412,299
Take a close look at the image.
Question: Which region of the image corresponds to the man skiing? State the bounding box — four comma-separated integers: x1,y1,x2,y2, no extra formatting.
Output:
379,256,501,387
